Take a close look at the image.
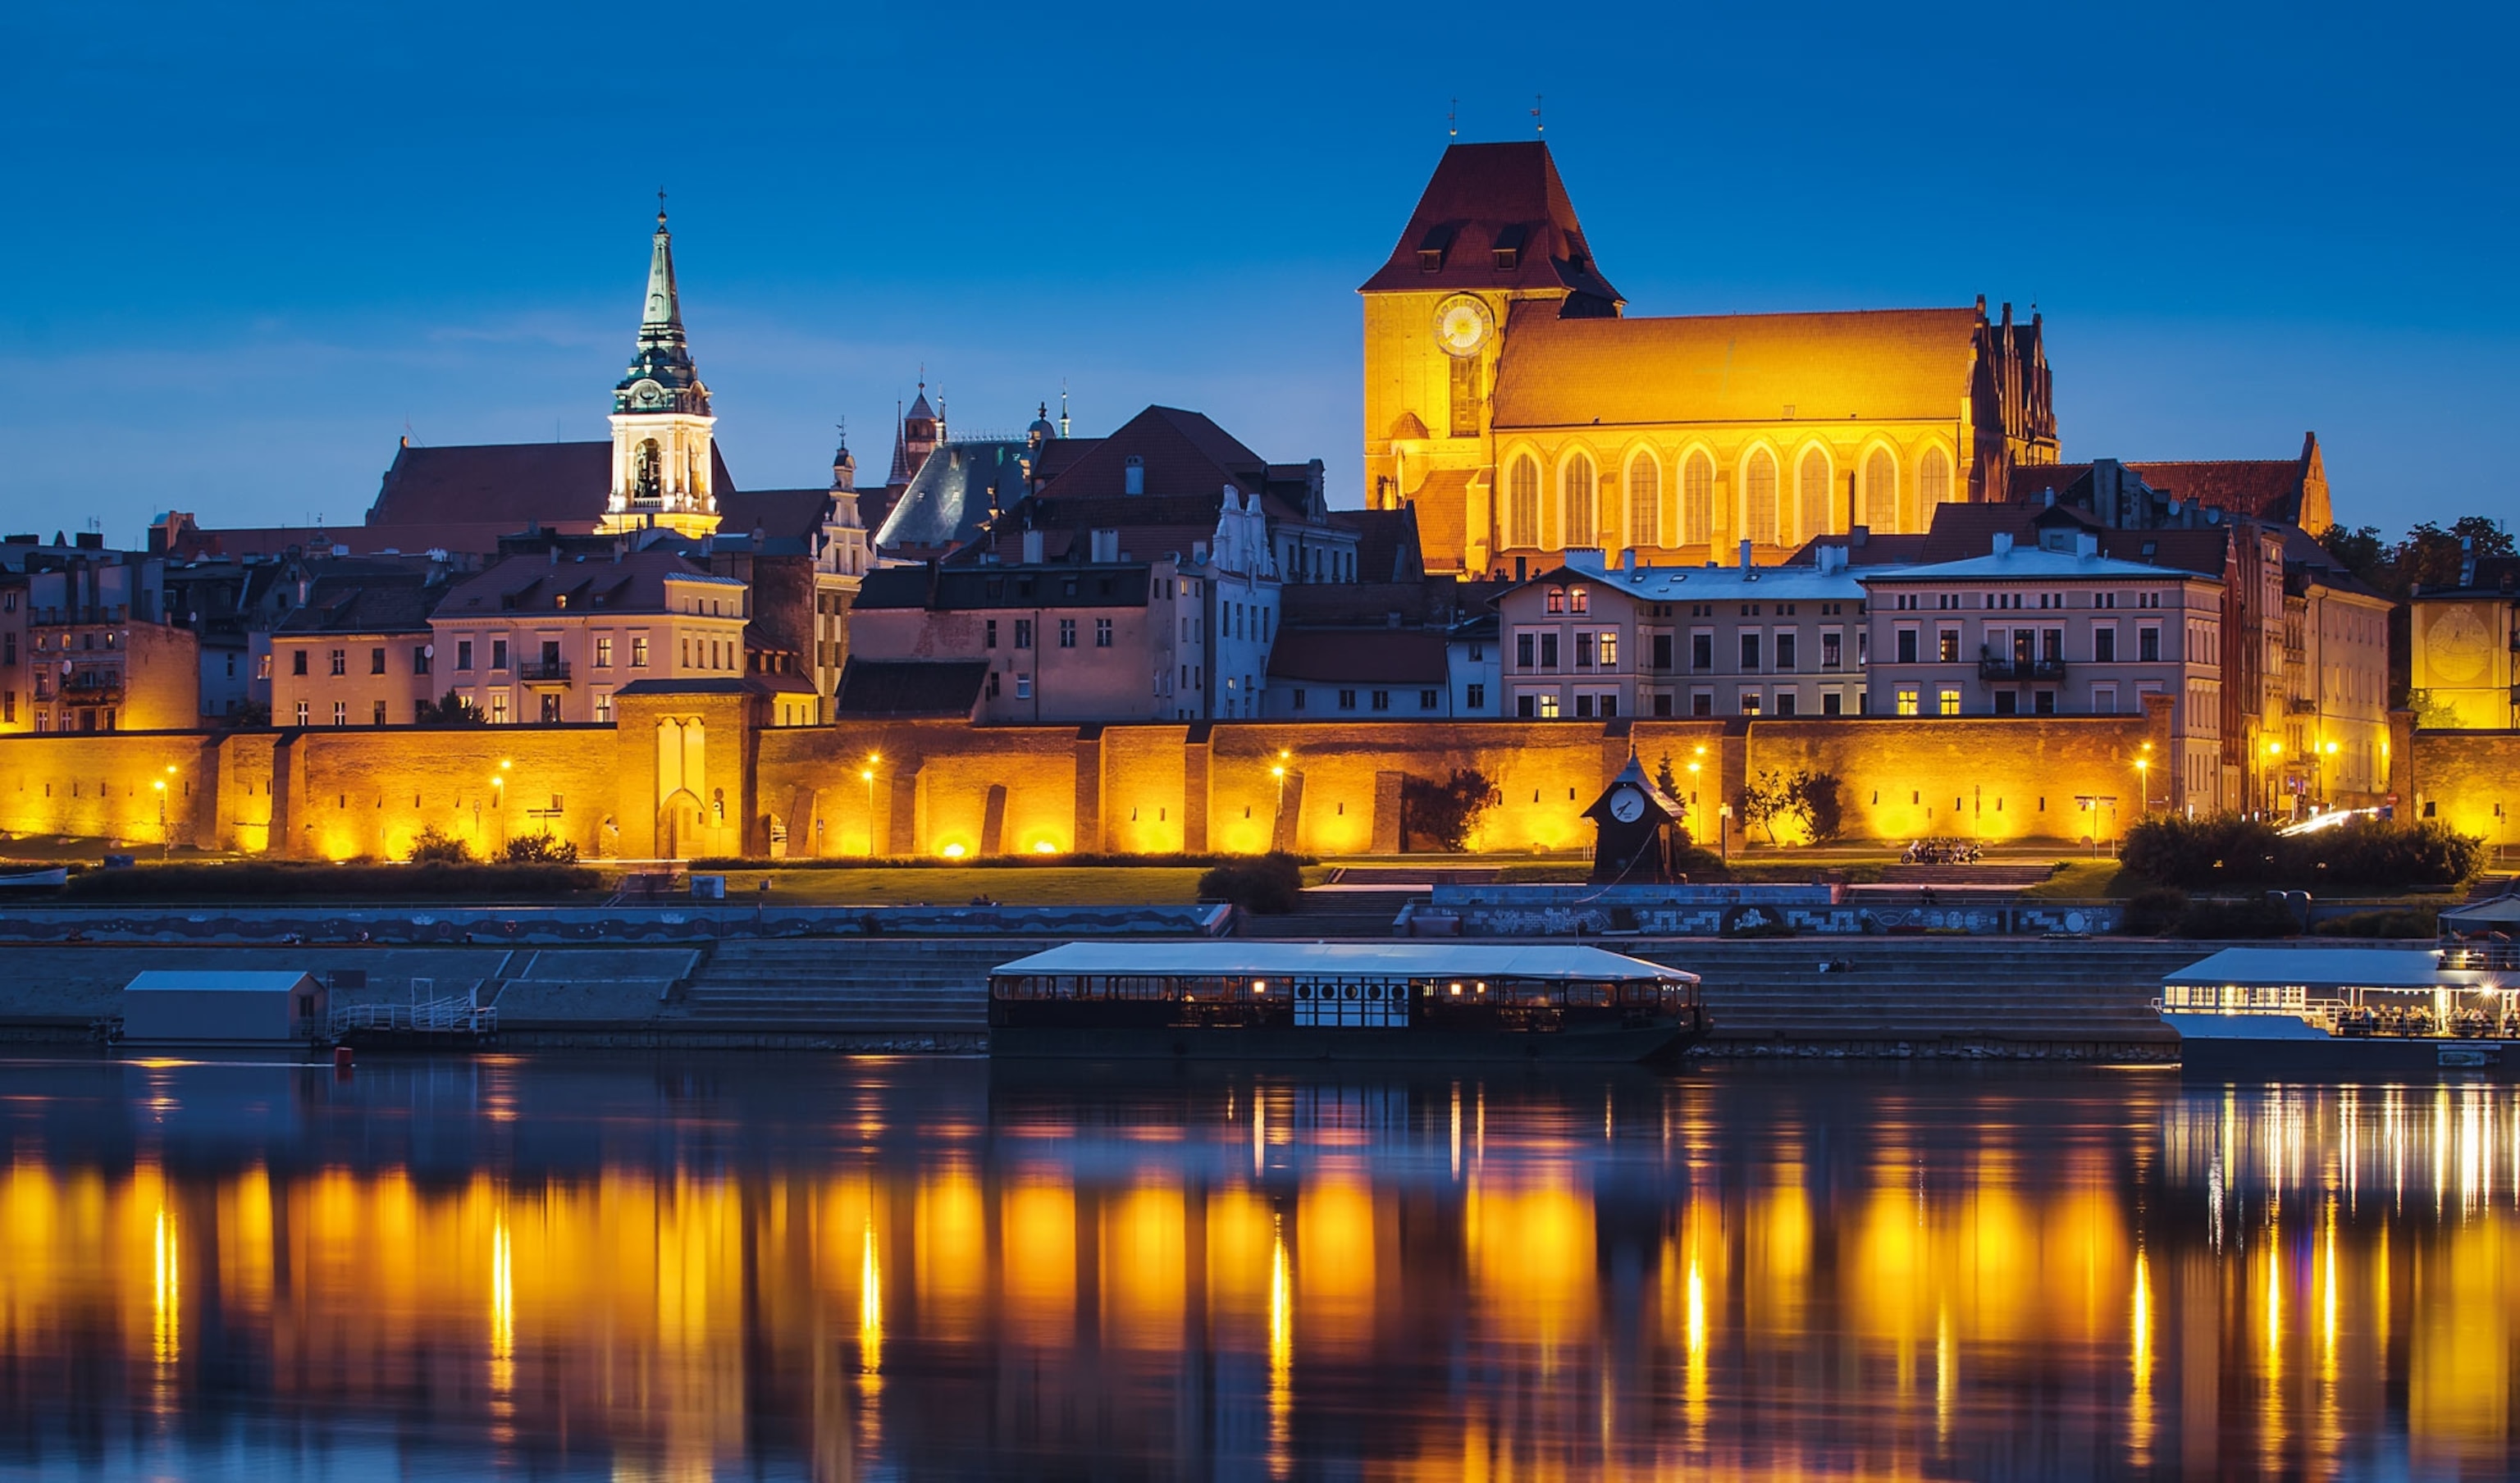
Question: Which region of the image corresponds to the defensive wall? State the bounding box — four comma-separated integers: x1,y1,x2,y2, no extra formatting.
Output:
2,695,2508,862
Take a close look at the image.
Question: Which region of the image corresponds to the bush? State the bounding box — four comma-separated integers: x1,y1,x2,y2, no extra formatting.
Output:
2121,815,2481,891
409,826,472,865
503,832,581,865
2173,898,2303,939
2121,886,2190,935
1399,769,1497,852
1196,852,1305,915
2314,908,2440,938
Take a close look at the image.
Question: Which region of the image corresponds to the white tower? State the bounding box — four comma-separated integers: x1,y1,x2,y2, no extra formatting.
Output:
602,198,719,537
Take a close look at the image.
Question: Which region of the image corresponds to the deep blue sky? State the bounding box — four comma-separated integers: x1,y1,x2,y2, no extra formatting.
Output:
2,1,2508,544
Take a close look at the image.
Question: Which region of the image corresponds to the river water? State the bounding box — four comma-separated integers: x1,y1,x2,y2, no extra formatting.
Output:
0,1053,2513,1480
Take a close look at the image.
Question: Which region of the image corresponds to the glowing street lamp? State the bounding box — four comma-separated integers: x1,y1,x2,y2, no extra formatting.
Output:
152,764,176,860
1269,749,1291,845
862,753,881,857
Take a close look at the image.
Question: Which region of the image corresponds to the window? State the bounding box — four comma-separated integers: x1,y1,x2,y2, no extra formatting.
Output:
1744,449,1778,545
1338,689,1358,711
1538,693,1559,719
328,649,345,676
1938,687,1962,716
1896,628,1918,664
1822,690,1842,716
294,700,309,726
413,645,431,675
1916,447,1952,527
1516,632,1535,669
1691,632,1712,671
1517,693,1535,718
1539,632,1559,668
1290,689,1306,711
1574,632,1594,670
2034,690,2057,715
1627,454,1659,548
365,646,383,675
631,636,649,668
2139,625,2161,662
1897,687,1920,716
1739,632,1761,670
1058,618,1076,649
1938,629,1960,664
1776,632,1797,671
1568,586,1588,614
2094,627,2116,663
1419,689,1439,710
1740,691,1760,716
2093,684,2117,714
1775,691,1796,717
457,641,474,671
1691,690,1713,716
491,640,509,670
1506,454,1541,549
1682,451,1715,545
1994,691,2018,716
1862,447,1897,531
1652,633,1673,671
372,700,387,726
1820,631,1842,670
490,693,509,724
1371,690,1391,711
1796,447,1831,545
331,700,347,726
1015,619,1034,649
1561,453,1598,549
292,649,309,676
1545,586,1565,614
1096,618,1112,648
984,618,999,650
1015,675,1032,699
596,691,614,723
540,694,561,723
1465,683,1484,710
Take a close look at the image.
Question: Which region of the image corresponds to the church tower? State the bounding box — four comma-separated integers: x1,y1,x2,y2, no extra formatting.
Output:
601,201,720,538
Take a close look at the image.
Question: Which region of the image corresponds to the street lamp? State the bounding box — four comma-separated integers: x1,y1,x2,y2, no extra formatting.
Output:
153,776,168,860
2134,756,2150,817
861,753,881,857
1270,749,1290,843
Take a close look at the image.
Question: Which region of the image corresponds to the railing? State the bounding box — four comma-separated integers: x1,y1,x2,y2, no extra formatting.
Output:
518,659,573,682
58,676,124,701
328,997,499,1037
1977,656,2066,682
2286,696,2318,714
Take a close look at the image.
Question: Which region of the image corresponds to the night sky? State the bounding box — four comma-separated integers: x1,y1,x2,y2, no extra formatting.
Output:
2,0,2506,541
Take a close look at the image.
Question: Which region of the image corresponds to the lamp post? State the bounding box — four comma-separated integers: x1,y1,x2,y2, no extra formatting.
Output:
153,778,167,861
1270,749,1290,846
862,753,881,858
2135,755,2150,818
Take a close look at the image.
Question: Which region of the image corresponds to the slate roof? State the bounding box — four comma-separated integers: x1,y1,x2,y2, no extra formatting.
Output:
1862,548,2219,583
873,440,1034,552
362,439,737,540
1034,407,1276,505
270,572,441,635
718,488,834,544
1360,141,1622,303
1266,629,1449,686
1339,506,1427,583
832,659,989,719
432,550,738,619
1493,304,1984,429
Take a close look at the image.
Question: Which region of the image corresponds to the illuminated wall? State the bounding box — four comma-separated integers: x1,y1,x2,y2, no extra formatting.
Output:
2409,728,2520,852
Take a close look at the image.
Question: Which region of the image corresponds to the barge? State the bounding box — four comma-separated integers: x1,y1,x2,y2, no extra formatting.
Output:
988,942,1706,1062
2161,946,2516,1079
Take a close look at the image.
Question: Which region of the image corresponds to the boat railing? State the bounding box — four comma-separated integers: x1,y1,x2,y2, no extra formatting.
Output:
2438,942,2520,972
328,998,500,1036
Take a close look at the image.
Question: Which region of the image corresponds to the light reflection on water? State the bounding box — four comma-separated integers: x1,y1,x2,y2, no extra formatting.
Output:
0,1055,2515,1479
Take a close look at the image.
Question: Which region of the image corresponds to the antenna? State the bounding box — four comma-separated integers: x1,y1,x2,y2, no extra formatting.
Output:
1448,98,1457,138
1532,94,1544,135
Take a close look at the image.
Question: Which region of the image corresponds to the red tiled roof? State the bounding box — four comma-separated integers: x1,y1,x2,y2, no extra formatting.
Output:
1493,305,1983,428
1407,470,1473,574
1360,142,1622,303
366,440,737,531
2009,435,2327,529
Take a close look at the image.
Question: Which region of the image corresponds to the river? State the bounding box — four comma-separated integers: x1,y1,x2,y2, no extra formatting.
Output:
0,1053,2512,1479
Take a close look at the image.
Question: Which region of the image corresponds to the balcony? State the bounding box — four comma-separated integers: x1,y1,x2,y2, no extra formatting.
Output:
1978,655,2065,682
2286,696,2318,714
518,659,573,685
58,673,125,702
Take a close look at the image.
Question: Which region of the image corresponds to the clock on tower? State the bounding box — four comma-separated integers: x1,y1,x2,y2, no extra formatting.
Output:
1582,755,1687,883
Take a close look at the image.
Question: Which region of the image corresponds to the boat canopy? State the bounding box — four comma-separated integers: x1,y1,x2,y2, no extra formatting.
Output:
2163,948,2477,992
2440,895,2520,929
992,942,1697,983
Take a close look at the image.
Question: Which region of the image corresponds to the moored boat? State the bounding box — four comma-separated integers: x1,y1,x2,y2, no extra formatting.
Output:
2160,945,2517,1078
988,942,1706,1063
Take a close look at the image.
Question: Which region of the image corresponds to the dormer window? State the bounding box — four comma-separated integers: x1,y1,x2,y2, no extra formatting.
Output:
1492,223,1527,271
1569,586,1589,614
1417,221,1456,272
1545,586,1566,614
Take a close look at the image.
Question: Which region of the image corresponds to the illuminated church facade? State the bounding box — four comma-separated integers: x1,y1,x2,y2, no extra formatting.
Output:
1362,142,2057,576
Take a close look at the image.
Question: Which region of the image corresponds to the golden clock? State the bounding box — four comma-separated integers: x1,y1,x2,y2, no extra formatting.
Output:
1433,294,1493,359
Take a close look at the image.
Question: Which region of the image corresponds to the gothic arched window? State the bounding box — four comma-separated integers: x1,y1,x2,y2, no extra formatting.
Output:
1863,448,1897,532
1918,446,1952,529
1626,454,1659,550
1562,453,1598,550
1796,447,1832,545
1681,450,1714,545
1744,449,1778,546
1505,454,1541,550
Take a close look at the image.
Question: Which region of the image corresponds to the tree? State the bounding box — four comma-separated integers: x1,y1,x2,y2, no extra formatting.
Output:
503,832,580,865
1737,769,1804,846
1401,769,1497,852
408,826,471,865
2316,524,2390,591
1796,771,1844,843
418,690,486,727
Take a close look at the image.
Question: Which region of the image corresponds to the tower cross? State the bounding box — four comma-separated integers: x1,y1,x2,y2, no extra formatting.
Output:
656,187,668,225
1532,94,1543,135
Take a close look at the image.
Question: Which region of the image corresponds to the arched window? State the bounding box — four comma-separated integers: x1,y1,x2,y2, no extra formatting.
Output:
1626,454,1659,550
1744,449,1778,546
1918,447,1952,527
1505,454,1541,549
1863,448,1897,532
1681,450,1714,545
1569,585,1589,614
1562,453,1597,550
1796,448,1831,545
1545,586,1566,614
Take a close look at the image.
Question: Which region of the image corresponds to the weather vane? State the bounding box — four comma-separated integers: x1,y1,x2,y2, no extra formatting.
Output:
1449,98,1458,138
656,186,667,224
1532,94,1544,135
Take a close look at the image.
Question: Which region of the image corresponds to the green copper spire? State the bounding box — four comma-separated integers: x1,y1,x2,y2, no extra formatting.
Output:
614,193,709,417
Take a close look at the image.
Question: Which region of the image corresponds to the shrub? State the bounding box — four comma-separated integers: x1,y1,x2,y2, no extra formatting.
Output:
2121,815,2481,892
2121,886,2190,935
1797,772,1845,844
416,690,486,727
2314,908,2439,938
409,826,472,865
1196,852,1305,915
1400,769,1498,852
503,832,580,865
2173,898,2303,939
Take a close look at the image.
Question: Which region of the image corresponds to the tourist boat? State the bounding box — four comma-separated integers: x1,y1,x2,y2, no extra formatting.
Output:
2159,944,2517,1078
987,942,1706,1062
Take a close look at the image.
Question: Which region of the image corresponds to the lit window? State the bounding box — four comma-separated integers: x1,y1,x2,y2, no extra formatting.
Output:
1897,687,1920,717
1561,453,1597,548
1863,447,1897,531
1917,447,1952,525
1796,447,1830,545
1506,454,1541,549
1545,586,1565,614
1938,687,1962,716
1537,693,1559,719
1744,449,1778,545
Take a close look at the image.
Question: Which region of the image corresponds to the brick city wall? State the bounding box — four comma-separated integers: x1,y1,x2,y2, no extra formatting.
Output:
7,701,2500,863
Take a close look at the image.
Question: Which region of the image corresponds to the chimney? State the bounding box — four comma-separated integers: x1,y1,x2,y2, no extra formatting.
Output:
1738,538,1753,572
1090,528,1119,563
2075,532,2099,559
1124,456,1145,496
1021,529,1045,564
1992,532,2014,557
2043,487,2055,508
1620,547,1637,574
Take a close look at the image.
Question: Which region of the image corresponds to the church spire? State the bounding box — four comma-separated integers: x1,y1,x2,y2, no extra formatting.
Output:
601,196,719,539
615,194,708,418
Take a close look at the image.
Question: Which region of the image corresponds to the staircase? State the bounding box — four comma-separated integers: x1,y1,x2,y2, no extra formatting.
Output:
1239,889,1420,939
678,938,1052,1035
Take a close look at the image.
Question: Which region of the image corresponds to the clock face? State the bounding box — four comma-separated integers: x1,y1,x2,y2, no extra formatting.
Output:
1432,294,1493,359
1609,787,1646,824
629,379,667,410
